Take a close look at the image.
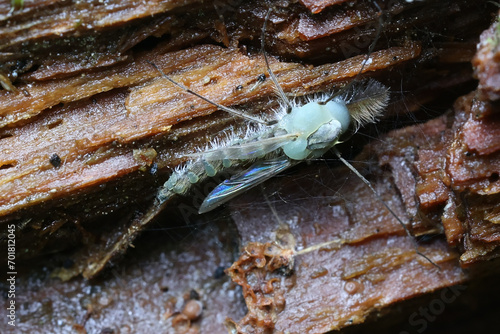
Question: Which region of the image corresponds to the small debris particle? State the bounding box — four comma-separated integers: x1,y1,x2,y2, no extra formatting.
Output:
150,162,158,175
98,295,112,307
182,300,203,321
49,153,62,168
162,300,176,320
159,275,169,291
189,289,200,300
132,147,157,168
310,267,329,279
257,73,266,82
213,266,225,279
171,313,190,330
0,72,18,92
344,280,364,294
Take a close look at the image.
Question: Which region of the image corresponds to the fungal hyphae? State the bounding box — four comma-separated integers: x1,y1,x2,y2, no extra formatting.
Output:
142,6,437,266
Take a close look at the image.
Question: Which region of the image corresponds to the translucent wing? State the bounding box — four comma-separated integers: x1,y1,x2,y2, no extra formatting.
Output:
190,133,298,161
199,156,293,213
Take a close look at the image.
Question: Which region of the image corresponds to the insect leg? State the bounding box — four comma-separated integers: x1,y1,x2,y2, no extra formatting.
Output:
332,148,440,268
147,61,268,125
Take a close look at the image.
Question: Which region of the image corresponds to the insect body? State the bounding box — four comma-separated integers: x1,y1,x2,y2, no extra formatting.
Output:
150,74,436,267
153,73,389,214
80,5,436,279
145,4,391,217
139,7,437,268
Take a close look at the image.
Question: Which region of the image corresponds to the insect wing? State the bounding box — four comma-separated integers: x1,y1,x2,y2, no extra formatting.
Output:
199,157,293,213
190,134,298,161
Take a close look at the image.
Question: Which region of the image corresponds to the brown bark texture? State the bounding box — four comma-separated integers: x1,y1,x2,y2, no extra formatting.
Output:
0,0,499,333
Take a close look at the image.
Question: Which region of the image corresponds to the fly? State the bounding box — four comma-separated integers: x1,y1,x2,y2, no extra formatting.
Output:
149,63,389,214
140,6,438,267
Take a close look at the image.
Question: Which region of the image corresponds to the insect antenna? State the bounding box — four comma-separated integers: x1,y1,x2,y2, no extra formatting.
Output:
343,79,390,132
261,8,293,114
333,148,440,268
147,61,269,125
320,0,385,105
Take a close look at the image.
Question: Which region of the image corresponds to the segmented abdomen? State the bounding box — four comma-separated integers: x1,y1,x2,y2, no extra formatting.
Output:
156,123,281,205
157,157,231,203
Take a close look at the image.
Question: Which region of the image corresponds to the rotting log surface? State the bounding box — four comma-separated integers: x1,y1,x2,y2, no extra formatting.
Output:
0,0,499,333
224,87,500,333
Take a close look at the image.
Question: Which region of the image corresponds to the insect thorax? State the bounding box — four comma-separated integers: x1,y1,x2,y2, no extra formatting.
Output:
278,99,350,160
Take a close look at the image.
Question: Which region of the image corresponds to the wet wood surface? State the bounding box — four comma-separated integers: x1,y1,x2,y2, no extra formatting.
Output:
0,0,499,333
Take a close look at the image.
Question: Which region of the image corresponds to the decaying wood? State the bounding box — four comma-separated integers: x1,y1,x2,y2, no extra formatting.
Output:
223,86,500,333
0,0,499,333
